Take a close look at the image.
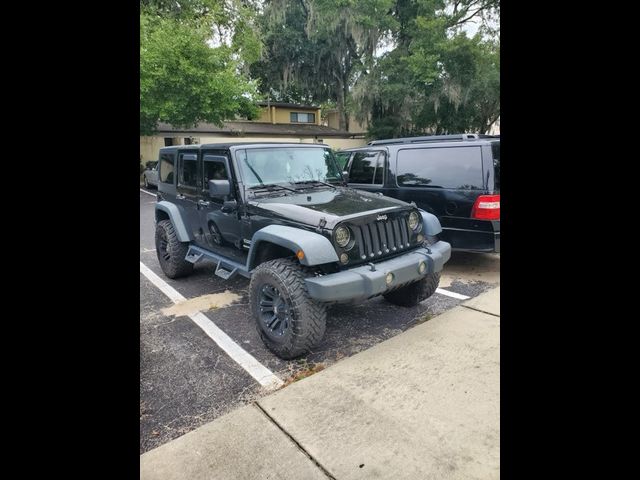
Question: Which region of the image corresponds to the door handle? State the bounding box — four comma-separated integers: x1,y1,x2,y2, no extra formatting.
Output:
176,194,186,200
198,200,210,207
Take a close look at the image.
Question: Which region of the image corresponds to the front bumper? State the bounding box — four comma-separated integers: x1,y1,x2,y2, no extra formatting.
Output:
305,241,451,302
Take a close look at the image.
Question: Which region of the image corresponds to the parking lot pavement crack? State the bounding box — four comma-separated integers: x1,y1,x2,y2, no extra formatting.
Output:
461,304,500,317
253,402,337,480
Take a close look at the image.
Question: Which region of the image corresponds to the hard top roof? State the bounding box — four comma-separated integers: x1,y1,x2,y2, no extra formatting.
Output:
159,142,331,151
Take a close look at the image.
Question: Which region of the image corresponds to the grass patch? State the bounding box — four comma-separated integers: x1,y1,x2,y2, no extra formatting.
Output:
282,362,325,388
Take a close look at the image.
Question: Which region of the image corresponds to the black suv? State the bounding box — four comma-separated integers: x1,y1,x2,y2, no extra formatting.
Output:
154,142,451,359
337,134,500,252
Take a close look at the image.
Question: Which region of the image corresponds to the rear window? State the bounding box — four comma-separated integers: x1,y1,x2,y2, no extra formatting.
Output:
396,146,483,189
159,153,175,184
491,142,500,191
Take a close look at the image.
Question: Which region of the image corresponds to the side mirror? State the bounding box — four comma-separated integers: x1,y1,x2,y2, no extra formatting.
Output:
221,200,238,214
208,179,231,197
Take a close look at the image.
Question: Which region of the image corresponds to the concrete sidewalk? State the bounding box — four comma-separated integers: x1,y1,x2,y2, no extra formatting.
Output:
141,287,500,480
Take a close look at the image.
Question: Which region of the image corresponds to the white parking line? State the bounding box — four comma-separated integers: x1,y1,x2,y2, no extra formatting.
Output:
140,188,156,197
435,288,470,300
140,261,284,390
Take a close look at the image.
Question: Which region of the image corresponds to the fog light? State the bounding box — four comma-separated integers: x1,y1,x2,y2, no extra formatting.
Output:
417,234,424,243
385,272,394,285
340,253,349,264
418,261,427,274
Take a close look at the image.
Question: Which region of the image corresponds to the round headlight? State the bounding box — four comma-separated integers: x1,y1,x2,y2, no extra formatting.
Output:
408,211,421,231
335,226,351,248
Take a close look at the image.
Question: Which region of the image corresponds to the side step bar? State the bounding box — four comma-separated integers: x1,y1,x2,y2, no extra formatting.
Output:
184,245,251,279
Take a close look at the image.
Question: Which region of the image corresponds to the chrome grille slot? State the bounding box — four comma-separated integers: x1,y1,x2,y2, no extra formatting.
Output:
353,225,365,258
385,221,396,251
400,217,409,247
392,218,402,250
369,223,381,255
362,224,373,257
377,222,389,253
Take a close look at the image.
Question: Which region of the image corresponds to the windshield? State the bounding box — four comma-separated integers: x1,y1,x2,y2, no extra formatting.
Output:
236,147,343,188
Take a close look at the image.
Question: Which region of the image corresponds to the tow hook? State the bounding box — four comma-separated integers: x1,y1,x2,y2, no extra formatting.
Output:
367,262,376,272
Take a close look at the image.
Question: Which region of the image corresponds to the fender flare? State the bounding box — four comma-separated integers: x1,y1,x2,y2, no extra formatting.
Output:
248,225,339,269
155,201,191,242
419,210,443,236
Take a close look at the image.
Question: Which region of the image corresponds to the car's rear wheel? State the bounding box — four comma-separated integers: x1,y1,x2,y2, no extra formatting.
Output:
383,272,440,307
250,258,326,359
155,219,193,279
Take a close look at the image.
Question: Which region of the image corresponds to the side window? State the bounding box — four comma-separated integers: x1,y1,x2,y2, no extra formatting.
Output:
396,146,483,189
349,151,379,184
334,152,352,171
203,160,229,183
159,153,175,184
178,153,198,188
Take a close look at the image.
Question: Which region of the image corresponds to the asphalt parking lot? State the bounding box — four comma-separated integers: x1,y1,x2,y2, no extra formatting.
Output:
139,188,500,454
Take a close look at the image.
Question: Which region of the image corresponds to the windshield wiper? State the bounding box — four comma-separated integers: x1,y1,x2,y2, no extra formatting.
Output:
291,180,337,189
248,183,299,194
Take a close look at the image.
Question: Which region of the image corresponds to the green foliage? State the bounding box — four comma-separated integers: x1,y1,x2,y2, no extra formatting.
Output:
355,0,500,138
250,0,396,129
139,0,499,138
140,1,260,135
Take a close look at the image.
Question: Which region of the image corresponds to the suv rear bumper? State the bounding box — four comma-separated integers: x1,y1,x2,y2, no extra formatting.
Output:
439,220,500,253
304,241,451,303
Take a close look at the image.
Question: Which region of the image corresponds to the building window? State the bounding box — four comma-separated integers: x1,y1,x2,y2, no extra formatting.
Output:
164,138,173,146
290,112,315,123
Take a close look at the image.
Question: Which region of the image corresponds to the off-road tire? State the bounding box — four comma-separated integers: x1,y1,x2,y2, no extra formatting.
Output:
250,258,326,359
155,219,194,279
383,272,440,307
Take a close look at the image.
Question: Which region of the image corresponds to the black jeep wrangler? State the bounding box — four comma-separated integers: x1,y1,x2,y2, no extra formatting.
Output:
154,142,451,359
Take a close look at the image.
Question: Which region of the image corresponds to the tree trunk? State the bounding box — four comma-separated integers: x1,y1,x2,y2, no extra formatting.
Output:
337,88,348,131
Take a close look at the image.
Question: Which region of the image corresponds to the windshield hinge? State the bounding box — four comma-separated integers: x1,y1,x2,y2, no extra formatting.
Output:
316,217,327,233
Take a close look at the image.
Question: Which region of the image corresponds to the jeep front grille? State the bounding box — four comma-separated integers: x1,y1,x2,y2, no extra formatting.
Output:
352,216,411,260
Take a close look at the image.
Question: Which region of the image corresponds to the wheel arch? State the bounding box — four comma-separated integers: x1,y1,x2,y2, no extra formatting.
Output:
247,225,339,270
155,201,191,242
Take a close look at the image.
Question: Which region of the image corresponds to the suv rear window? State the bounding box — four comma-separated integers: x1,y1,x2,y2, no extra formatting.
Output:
396,146,483,189
491,142,500,191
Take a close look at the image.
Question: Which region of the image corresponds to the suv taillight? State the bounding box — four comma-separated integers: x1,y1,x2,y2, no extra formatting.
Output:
471,194,500,220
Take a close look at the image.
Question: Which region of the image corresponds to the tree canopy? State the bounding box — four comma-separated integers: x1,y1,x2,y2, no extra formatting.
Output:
140,1,260,135
140,0,500,137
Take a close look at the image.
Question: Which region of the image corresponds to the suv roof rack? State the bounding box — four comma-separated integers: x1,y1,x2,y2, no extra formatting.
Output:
367,133,498,146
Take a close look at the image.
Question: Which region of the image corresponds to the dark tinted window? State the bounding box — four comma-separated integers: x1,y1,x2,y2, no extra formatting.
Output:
178,153,198,188
159,153,175,184
396,146,483,189
334,152,352,171
491,142,500,191
203,160,228,183
350,152,379,184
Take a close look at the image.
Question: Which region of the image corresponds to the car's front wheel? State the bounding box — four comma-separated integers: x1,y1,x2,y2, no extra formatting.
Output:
155,219,194,279
249,258,326,359
383,272,440,307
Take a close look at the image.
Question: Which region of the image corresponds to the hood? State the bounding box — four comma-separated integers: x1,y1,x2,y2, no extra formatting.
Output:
248,187,411,229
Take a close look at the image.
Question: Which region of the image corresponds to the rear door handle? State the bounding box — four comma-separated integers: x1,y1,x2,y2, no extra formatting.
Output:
198,200,210,207
176,194,186,200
